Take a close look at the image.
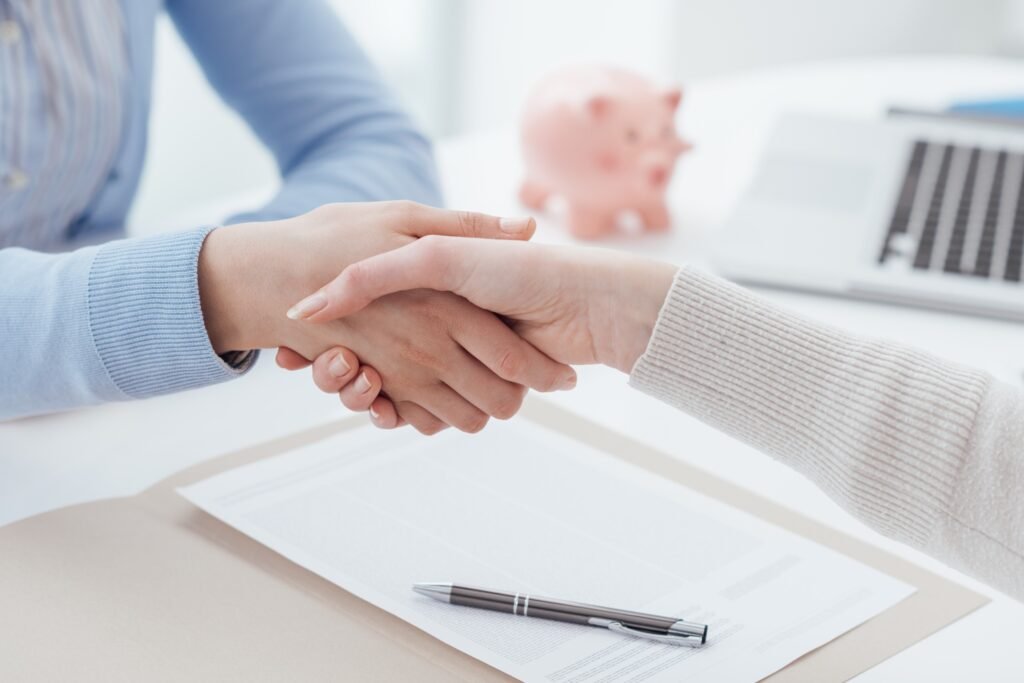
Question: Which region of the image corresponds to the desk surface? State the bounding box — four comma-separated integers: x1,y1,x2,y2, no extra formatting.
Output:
2,55,1023,682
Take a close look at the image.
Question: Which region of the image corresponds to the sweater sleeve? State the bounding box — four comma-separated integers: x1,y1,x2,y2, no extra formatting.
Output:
630,266,1024,600
0,228,254,421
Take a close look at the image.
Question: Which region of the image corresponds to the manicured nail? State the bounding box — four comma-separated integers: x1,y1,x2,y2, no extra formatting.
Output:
561,373,577,390
328,353,350,378
354,372,372,394
499,216,533,234
286,292,327,320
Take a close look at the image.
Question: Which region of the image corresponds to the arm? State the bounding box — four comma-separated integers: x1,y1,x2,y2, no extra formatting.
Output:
167,0,442,218
2,0,440,420
632,267,1024,600
299,237,1024,600
0,229,253,420
2,205,571,425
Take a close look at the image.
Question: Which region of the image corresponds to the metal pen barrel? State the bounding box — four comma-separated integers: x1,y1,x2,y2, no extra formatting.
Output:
438,584,706,644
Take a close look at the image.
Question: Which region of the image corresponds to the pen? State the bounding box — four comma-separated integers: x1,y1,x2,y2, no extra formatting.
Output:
412,582,707,646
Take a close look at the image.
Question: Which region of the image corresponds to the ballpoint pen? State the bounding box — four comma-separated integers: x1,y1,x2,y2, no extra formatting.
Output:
413,582,707,646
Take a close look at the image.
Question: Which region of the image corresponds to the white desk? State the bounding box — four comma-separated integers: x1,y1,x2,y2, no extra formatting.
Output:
2,56,1023,681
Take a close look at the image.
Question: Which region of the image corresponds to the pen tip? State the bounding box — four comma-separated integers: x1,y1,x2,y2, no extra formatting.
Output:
412,582,452,603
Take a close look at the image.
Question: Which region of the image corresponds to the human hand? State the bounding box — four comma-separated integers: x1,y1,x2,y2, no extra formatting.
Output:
198,202,576,434
290,237,677,427
275,345,407,428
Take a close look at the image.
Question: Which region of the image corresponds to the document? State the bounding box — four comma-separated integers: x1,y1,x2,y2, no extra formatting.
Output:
180,420,914,682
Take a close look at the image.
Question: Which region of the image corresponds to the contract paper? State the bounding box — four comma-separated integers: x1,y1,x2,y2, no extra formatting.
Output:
179,420,914,682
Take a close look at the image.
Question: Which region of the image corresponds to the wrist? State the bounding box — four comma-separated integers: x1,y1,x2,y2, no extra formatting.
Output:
199,221,321,354
198,225,251,354
592,257,676,374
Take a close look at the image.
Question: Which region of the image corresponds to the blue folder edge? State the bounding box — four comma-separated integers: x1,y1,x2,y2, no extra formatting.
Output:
948,97,1024,117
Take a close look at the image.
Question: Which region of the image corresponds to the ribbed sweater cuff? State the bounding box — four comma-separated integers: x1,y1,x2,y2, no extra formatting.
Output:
630,266,990,546
87,228,257,399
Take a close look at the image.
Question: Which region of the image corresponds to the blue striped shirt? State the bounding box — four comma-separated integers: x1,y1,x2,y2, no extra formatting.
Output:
0,0,126,250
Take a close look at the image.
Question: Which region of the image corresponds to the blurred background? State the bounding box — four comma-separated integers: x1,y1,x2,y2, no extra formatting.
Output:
132,0,1024,226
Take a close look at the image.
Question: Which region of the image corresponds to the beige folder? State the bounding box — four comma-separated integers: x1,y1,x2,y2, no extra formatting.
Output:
0,399,987,681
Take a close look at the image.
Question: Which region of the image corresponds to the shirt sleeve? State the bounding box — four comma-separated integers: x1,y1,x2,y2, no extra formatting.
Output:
166,0,443,221
0,228,254,421
630,265,1024,600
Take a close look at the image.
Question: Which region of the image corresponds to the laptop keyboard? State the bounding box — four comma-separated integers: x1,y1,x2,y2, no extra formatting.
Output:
879,140,1023,282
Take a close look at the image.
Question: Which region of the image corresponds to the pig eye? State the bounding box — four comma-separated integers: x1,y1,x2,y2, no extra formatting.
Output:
625,128,639,143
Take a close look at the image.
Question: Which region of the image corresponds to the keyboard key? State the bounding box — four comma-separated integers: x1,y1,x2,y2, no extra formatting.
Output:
882,140,1022,284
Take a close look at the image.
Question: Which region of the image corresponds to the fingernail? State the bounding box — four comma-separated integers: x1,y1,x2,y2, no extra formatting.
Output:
499,216,533,234
354,372,372,394
369,405,381,420
561,373,577,390
328,353,350,378
286,292,327,320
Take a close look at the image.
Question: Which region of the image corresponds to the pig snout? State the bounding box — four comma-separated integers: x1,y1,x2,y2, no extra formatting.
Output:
648,165,668,187
644,153,674,186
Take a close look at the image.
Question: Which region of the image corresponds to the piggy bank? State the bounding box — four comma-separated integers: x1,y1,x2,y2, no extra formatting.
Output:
519,66,691,239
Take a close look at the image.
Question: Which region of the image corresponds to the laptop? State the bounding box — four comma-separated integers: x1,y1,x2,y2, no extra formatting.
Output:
713,113,1024,322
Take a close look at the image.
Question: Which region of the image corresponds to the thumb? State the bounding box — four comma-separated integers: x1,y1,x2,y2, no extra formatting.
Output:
287,237,467,323
275,347,313,370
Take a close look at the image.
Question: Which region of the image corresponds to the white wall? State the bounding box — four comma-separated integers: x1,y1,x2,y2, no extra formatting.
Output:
454,0,1009,133
132,0,1020,228
671,0,1006,78
453,0,679,133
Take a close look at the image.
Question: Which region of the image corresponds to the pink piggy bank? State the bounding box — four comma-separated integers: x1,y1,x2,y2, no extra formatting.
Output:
519,66,691,239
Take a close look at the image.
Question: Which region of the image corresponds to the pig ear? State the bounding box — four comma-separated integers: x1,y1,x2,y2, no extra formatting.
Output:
663,87,683,111
586,95,612,119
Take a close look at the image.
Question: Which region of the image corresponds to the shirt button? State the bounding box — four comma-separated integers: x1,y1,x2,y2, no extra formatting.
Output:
4,168,28,190
0,20,21,45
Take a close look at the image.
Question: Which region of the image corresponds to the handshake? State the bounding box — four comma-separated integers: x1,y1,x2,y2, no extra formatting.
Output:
199,201,676,434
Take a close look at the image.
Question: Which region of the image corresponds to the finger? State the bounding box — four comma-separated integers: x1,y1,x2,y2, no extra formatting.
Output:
310,347,361,394
451,309,576,393
368,396,402,429
276,347,312,370
420,384,491,434
395,401,448,436
338,367,382,412
440,344,528,419
397,202,537,241
297,238,465,322
450,356,529,419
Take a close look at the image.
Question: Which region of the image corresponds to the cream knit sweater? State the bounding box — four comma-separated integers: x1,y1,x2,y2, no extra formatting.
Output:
630,266,1024,600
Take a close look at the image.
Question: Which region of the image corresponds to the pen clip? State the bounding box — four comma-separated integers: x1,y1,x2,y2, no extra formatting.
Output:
590,618,704,647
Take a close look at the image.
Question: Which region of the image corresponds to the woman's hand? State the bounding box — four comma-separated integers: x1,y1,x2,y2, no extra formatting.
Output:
275,345,406,428
293,237,677,371
199,201,537,352
197,202,576,434
290,237,677,428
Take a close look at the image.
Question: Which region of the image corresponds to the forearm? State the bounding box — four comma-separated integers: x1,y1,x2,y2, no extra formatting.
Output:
1,246,119,419
630,266,1024,599
0,231,253,420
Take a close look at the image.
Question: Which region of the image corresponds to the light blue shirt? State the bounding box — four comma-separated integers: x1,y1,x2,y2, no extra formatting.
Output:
0,0,441,420
0,0,127,250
